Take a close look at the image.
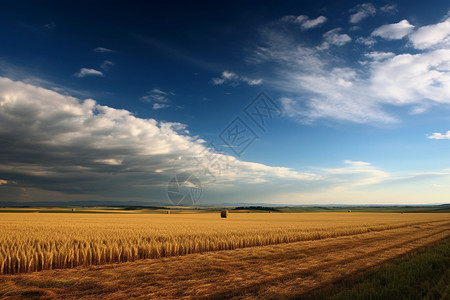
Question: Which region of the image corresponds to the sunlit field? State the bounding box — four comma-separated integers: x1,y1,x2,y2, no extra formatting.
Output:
1,212,447,275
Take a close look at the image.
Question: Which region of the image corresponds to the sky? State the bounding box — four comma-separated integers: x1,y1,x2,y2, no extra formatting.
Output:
1,0,450,205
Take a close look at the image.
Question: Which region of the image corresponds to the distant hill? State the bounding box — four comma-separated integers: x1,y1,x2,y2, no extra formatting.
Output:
0,200,448,213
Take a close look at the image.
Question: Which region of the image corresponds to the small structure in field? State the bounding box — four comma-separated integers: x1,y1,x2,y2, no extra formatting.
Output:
221,210,228,218
347,210,351,213
167,210,171,214
71,208,76,212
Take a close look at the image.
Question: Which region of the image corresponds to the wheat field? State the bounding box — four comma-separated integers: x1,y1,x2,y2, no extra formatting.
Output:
0,212,445,275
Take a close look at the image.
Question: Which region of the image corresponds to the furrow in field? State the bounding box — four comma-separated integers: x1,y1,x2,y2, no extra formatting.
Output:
222,226,450,299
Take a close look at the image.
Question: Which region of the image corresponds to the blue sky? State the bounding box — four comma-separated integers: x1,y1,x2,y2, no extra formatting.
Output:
1,0,450,205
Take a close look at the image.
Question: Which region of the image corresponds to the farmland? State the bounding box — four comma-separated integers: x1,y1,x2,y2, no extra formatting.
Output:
0,211,448,298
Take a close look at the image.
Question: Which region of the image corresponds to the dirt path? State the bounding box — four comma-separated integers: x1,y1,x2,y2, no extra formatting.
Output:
0,219,449,299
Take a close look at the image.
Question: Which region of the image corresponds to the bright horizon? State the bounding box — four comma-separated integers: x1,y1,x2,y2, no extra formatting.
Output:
1,1,450,206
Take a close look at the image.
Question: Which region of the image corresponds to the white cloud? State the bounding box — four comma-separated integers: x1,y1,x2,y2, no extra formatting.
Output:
212,77,225,85
319,28,351,50
349,3,376,24
141,88,174,109
0,77,317,203
409,18,450,49
152,88,167,94
319,160,389,186
74,68,104,78
93,47,116,53
356,36,376,46
380,4,398,15
1,78,449,205
250,22,450,124
372,20,414,40
280,15,327,30
428,131,450,139
246,78,263,85
100,60,115,71
211,71,262,86
370,50,450,105
222,70,238,80
302,16,327,30
364,51,395,61
153,103,169,110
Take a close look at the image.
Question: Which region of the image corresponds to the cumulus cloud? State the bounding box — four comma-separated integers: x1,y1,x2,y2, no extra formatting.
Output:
319,28,351,50
349,3,376,24
93,47,116,53
428,131,450,139
211,71,262,86
280,15,327,30
370,50,450,105
0,77,317,203
74,68,104,78
372,20,414,40
409,18,450,49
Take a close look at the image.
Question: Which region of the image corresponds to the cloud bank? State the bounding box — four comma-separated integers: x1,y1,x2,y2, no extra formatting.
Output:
0,77,319,203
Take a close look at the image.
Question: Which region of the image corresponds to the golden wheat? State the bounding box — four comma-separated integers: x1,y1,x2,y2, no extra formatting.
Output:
0,212,444,274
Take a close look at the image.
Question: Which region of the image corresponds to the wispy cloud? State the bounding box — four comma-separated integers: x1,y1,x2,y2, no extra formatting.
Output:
280,15,327,30
100,60,115,71
93,47,116,53
380,4,398,15
140,88,175,109
319,28,351,49
356,36,376,46
248,12,450,125
43,22,55,29
349,3,376,24
364,51,395,61
318,160,389,186
74,68,103,78
211,70,262,86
